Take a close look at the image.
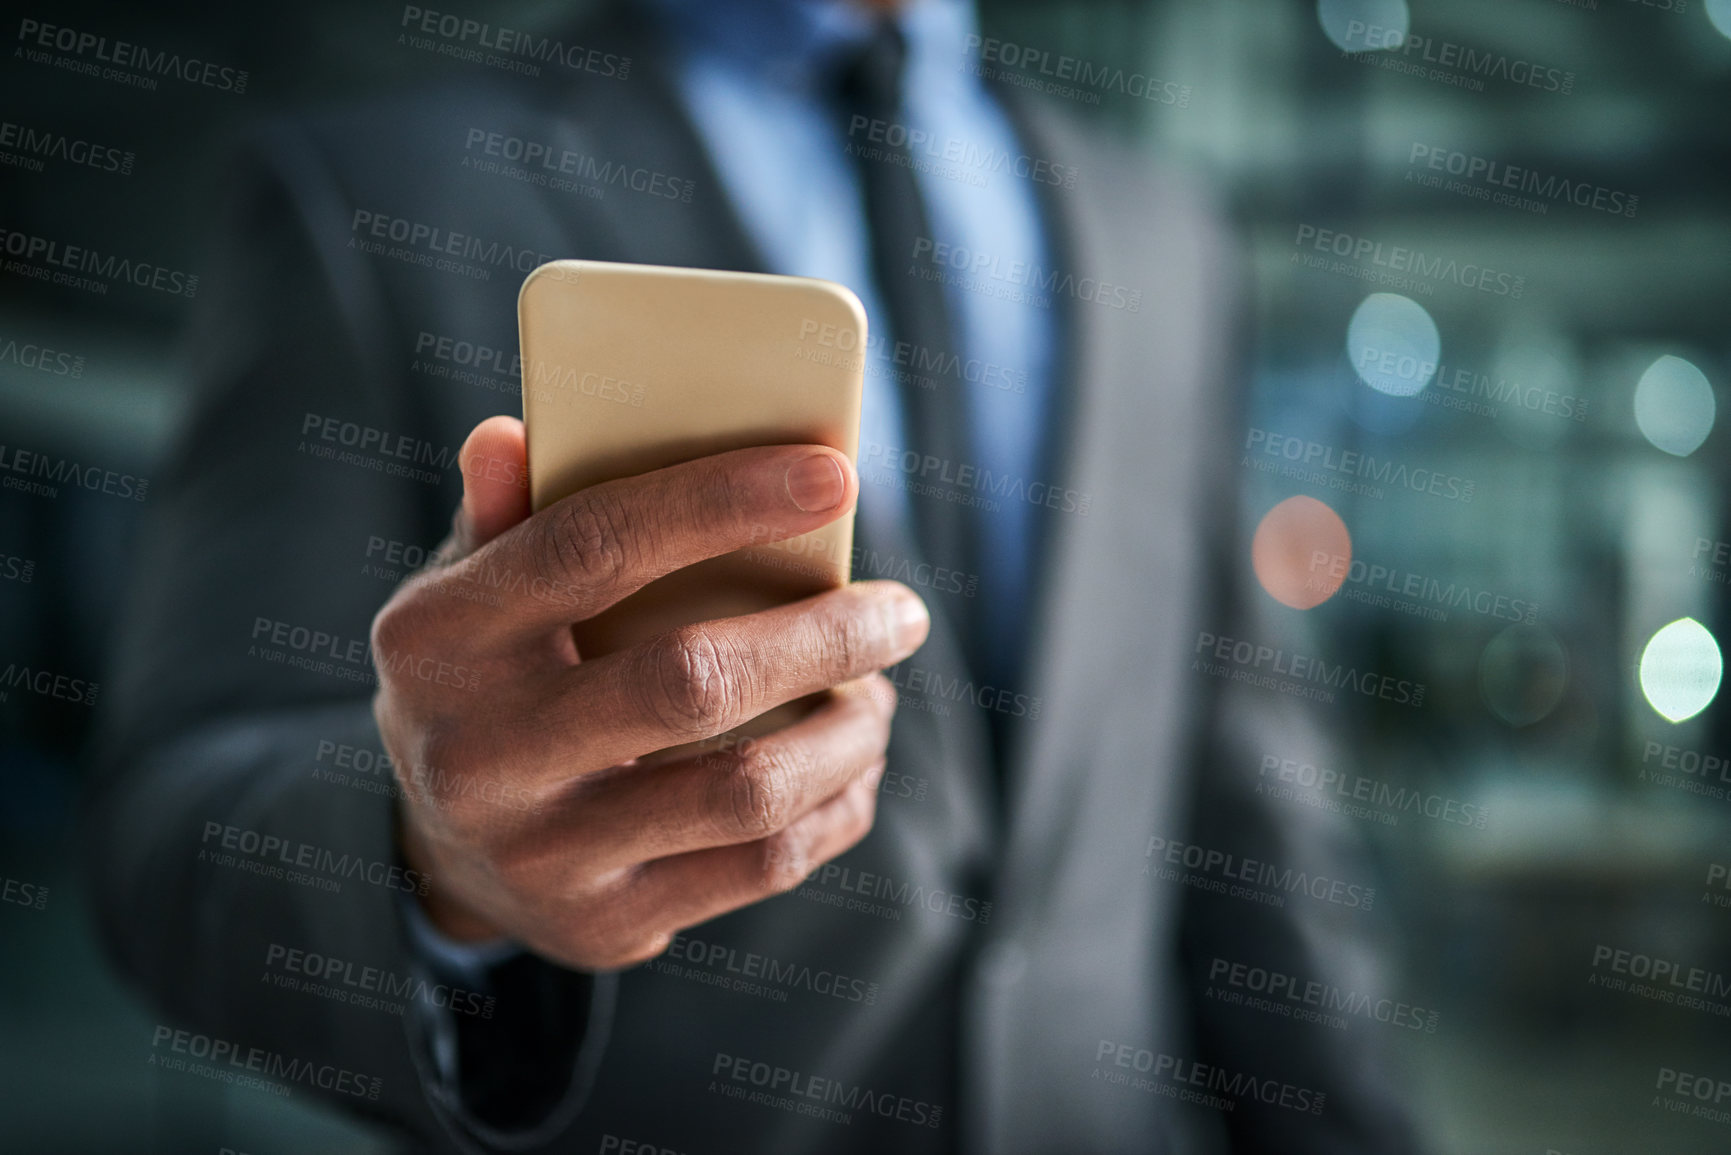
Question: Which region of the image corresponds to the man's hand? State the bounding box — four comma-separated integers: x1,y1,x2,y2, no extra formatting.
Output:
371,417,928,970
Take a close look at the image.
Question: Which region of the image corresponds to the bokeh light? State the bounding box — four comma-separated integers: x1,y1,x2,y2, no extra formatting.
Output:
1347,293,1440,398
1340,369,1428,436
1252,496,1352,609
1317,0,1411,52
1479,624,1569,727
1638,617,1723,723
1709,0,1731,41
1633,354,1715,457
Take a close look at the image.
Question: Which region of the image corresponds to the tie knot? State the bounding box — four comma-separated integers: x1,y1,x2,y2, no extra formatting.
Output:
835,21,909,116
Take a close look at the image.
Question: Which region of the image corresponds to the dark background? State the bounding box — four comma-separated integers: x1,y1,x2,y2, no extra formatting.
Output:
4,0,1730,1150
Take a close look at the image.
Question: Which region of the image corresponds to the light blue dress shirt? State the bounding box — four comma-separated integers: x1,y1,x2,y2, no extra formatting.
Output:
650,0,1058,688
408,0,1056,985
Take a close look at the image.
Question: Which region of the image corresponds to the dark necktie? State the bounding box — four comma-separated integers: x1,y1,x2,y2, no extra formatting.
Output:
833,22,983,679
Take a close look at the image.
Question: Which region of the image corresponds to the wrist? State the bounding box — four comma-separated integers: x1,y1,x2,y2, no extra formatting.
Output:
395,801,511,943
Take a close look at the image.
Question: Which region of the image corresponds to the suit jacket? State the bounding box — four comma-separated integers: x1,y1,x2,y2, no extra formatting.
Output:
85,5,1418,1153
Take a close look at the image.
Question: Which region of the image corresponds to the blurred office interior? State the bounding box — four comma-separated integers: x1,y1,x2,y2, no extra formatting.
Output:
2,0,1729,1150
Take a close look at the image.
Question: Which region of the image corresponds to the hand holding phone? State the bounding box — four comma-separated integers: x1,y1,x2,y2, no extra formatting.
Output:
367,262,928,958
372,419,929,958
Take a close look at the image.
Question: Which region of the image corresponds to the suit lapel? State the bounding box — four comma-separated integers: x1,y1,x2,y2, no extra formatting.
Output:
992,98,1227,908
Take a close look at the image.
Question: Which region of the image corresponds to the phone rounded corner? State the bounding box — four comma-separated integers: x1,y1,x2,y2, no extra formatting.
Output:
518,259,577,311
814,278,868,344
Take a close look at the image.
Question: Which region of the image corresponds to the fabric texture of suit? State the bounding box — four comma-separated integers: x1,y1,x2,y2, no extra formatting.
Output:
85,5,1418,1152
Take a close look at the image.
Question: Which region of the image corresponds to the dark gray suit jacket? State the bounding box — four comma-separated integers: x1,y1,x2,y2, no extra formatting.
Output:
85,5,1418,1152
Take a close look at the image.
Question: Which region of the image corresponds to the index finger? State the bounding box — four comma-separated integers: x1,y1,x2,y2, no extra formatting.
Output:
419,443,858,644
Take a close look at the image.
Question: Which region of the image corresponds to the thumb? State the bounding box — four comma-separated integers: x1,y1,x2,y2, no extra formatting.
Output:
449,415,532,558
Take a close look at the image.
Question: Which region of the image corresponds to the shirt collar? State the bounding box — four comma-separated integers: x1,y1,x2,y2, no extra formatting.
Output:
642,0,979,95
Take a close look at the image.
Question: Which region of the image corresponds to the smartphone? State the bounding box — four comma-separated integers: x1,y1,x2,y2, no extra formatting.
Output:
518,259,867,747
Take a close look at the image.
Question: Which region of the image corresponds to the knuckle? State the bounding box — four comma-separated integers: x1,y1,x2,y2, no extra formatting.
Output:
545,489,634,588
716,745,801,840
369,593,428,668
640,627,745,736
